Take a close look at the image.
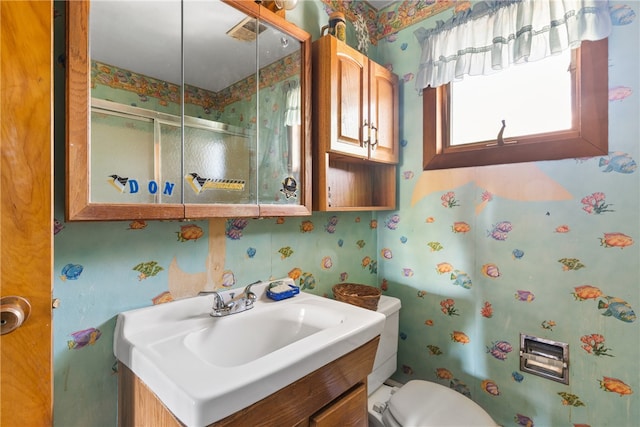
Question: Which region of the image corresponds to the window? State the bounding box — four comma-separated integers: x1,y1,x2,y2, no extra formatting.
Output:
422,39,608,170
451,49,573,146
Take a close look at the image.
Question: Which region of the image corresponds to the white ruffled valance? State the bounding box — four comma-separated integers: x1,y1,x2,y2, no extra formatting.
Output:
414,0,612,90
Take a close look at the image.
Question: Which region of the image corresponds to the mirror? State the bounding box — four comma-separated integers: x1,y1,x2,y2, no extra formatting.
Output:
255,21,304,208
182,1,258,206
89,0,183,206
66,0,311,220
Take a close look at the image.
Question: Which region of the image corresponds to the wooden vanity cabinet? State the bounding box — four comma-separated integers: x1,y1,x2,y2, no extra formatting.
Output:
118,337,378,427
312,35,399,211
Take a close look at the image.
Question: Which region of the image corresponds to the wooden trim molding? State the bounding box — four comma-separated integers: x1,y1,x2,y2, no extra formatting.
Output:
423,39,609,170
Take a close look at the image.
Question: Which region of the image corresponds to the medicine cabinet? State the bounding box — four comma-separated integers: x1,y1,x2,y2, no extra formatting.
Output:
66,0,311,221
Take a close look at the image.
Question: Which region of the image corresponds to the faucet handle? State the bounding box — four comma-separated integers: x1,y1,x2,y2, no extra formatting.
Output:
244,280,260,305
198,290,226,310
244,280,260,295
245,291,257,307
211,292,226,311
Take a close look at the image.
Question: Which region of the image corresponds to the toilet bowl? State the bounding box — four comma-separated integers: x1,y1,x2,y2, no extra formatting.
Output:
367,295,499,427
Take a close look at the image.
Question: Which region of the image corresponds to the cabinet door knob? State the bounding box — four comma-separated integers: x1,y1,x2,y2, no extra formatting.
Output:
370,124,378,149
362,120,370,146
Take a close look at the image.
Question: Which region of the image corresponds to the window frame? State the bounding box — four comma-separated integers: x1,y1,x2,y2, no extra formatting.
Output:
422,39,609,170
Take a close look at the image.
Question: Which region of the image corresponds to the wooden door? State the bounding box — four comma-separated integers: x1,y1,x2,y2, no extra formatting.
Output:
333,38,368,158
368,61,399,164
1,1,53,425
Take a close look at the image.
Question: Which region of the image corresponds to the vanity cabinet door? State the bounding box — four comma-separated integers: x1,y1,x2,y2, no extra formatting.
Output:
309,383,368,427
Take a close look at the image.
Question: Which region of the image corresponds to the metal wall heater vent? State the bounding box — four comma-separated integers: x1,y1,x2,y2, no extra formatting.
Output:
520,334,569,384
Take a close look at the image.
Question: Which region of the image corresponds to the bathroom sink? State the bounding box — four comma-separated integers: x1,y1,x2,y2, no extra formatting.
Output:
182,303,346,367
114,278,385,426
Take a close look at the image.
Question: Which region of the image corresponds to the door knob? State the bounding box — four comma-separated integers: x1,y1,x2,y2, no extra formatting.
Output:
1,296,31,335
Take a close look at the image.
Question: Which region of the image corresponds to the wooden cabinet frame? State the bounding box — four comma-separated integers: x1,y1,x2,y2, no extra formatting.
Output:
422,39,608,170
65,1,311,220
312,35,398,211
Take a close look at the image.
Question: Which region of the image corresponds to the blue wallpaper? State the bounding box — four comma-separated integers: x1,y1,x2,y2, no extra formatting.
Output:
375,2,639,426
53,1,638,427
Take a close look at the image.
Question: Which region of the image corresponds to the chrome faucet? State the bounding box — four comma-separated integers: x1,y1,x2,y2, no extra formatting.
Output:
198,280,260,317
198,290,233,316
211,291,232,312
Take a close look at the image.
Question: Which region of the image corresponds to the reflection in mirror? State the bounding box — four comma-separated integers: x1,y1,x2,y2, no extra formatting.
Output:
90,0,182,205
183,1,258,205
257,21,302,205
90,108,156,203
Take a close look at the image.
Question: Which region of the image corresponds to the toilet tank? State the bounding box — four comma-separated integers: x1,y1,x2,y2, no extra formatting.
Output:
368,295,401,394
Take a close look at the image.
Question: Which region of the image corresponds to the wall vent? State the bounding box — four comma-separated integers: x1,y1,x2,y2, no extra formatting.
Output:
519,334,569,384
227,17,267,42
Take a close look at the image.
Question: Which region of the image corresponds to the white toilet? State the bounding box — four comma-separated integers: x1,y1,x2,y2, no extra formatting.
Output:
367,295,499,427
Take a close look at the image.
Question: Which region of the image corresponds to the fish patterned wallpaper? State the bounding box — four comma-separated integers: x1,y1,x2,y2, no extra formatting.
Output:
53,1,638,426
374,2,639,427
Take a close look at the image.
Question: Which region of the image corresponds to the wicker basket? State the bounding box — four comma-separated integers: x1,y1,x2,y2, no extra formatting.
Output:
332,283,381,311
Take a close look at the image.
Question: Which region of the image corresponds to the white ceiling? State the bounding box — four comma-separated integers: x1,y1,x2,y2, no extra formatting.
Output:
90,0,300,93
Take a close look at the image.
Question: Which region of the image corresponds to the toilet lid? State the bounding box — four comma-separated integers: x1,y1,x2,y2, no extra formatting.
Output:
386,380,497,427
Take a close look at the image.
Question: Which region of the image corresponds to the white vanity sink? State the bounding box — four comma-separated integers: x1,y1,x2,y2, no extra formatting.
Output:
114,278,385,426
